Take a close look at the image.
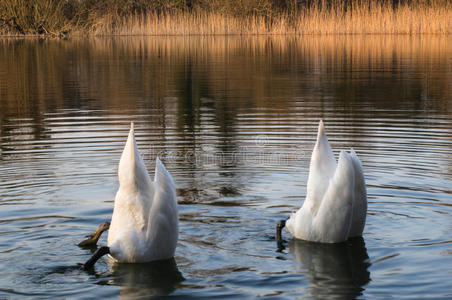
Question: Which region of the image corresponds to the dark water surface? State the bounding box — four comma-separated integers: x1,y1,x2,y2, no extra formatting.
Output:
0,36,452,299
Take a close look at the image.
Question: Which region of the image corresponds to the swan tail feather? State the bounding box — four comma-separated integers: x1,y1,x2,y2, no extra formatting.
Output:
154,157,176,190
118,122,152,190
304,120,337,215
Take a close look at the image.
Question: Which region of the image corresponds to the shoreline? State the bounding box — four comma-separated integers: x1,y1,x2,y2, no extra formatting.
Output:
2,32,452,38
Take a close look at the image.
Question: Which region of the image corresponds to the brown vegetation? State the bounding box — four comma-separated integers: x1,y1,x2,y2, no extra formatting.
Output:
0,0,451,35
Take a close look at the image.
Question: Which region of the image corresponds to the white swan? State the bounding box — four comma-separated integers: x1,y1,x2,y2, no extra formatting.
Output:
276,120,367,243
82,123,178,268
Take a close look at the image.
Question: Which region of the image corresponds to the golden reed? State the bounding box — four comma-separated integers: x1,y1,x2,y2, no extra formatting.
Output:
91,2,452,35
1,0,452,35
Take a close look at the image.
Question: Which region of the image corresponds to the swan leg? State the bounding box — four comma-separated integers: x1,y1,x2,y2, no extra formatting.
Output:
82,246,110,270
276,219,288,250
78,222,110,247
276,219,286,241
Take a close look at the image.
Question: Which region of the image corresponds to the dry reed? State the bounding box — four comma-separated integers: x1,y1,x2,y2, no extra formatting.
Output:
1,0,452,35
105,1,452,36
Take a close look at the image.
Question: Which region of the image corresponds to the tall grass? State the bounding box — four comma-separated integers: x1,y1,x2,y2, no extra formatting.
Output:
1,0,452,35
113,3,452,36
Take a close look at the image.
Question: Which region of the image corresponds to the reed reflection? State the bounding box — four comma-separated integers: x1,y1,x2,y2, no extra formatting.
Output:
1,36,451,120
288,238,371,299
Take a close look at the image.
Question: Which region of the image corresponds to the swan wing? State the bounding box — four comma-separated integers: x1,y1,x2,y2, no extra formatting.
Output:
313,150,355,243
304,120,337,215
108,123,154,260
144,158,179,261
348,148,367,237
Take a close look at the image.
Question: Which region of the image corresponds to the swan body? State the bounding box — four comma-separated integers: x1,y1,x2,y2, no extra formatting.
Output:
285,120,367,243
107,123,178,262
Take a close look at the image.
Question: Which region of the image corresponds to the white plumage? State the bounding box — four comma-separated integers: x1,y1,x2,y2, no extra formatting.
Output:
285,120,367,243
107,123,178,262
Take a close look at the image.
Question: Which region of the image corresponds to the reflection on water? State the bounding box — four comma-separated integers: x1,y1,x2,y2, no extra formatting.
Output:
0,35,452,298
108,258,184,299
1,35,452,119
289,238,370,299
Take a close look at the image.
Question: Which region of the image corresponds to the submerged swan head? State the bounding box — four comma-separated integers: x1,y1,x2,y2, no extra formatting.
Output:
82,123,178,269
277,120,367,245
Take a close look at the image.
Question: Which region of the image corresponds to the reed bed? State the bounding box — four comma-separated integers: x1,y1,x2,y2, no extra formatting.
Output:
1,0,452,35
102,2,452,35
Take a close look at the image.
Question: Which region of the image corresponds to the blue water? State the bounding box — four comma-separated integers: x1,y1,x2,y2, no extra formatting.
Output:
0,36,451,299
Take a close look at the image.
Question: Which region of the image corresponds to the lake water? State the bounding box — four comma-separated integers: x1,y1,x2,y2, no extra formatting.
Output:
0,36,452,299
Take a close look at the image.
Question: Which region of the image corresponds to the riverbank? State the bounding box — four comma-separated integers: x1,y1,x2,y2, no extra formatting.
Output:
1,0,451,36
